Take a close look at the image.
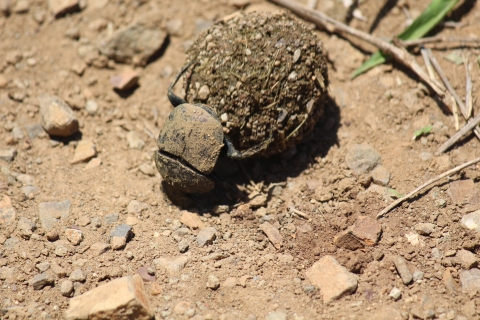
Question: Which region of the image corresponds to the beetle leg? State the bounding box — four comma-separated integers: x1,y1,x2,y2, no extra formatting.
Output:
168,60,196,107
224,131,274,160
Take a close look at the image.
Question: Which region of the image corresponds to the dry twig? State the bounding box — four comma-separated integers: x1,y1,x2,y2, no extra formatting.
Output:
268,0,446,97
377,156,480,218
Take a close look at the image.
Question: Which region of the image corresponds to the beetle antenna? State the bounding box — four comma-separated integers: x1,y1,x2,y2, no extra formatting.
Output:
168,60,196,107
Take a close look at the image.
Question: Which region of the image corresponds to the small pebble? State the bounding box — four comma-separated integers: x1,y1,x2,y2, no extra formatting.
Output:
206,274,220,290
389,287,402,301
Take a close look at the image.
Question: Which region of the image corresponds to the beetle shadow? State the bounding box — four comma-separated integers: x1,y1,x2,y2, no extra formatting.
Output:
162,95,341,212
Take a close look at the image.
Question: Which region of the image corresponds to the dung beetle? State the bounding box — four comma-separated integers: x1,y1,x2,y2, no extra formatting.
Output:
154,61,273,194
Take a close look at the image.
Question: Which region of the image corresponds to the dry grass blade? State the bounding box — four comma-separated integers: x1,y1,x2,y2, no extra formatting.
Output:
420,46,437,81
403,36,480,48
435,113,480,155
268,0,446,97
451,96,460,131
427,49,467,116
377,156,480,218
464,56,473,118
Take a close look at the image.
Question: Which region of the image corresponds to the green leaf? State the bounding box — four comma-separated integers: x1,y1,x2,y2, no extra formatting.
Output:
444,52,463,65
351,0,460,79
413,125,433,140
388,188,405,199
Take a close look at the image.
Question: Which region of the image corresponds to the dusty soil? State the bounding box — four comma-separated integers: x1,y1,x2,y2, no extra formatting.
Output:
1,0,480,319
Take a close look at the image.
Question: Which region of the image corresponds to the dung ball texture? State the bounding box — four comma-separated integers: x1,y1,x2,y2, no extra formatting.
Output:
185,11,329,157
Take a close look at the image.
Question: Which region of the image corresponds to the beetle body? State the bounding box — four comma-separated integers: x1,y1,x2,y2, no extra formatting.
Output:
155,103,224,193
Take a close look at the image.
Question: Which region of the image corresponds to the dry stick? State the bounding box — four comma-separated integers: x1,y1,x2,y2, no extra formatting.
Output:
268,0,446,97
377,156,480,218
436,113,480,155
403,36,480,48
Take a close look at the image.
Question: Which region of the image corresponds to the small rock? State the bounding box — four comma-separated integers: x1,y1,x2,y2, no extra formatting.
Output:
46,230,59,241
16,174,34,186
69,268,86,282
447,179,479,205
230,0,253,7
137,267,155,282
0,75,7,87
50,262,67,278
13,0,29,13
197,85,210,100
111,237,126,250
22,185,40,198
36,261,51,272
111,223,133,239
414,223,436,236
166,19,183,37
38,199,71,231
61,279,74,297
222,277,237,288
65,229,83,245
197,227,217,247
48,0,80,17
85,100,98,115
419,151,433,161
0,195,16,226
17,217,35,238
71,140,97,164
249,194,268,208
71,61,87,75
345,144,381,174
306,255,358,303
259,222,283,249
55,245,69,257
180,211,205,229
265,311,287,320
30,272,54,290
178,239,189,253
460,268,480,293
413,270,424,282
443,268,458,293
0,148,17,162
461,210,480,233
6,51,22,64
39,95,79,137
103,213,119,225
393,256,413,285
25,123,46,139
138,163,155,176
126,131,145,150
99,13,167,66
352,215,382,246
206,274,220,290
110,69,139,90
65,274,153,320
389,287,401,300
334,228,364,250
89,242,110,256
127,200,149,214
85,158,102,170
456,249,478,269
153,256,189,274
371,165,390,186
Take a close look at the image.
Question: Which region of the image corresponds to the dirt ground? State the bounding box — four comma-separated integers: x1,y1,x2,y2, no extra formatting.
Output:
1,0,480,319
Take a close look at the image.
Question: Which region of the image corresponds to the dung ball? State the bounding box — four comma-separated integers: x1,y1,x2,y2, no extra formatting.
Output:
184,11,329,157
